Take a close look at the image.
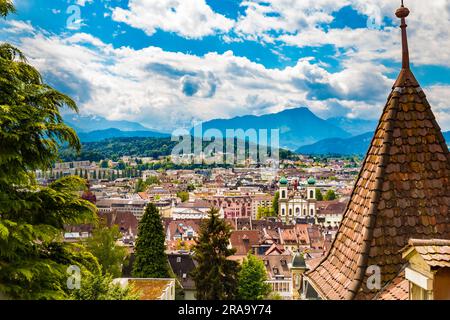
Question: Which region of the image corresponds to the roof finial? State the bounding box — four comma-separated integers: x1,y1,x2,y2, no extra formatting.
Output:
395,0,410,69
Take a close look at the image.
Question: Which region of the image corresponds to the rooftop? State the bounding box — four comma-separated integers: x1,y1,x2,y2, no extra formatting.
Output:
305,1,450,300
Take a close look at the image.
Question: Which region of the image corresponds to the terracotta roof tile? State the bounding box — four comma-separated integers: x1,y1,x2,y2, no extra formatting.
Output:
375,271,409,300
304,6,450,300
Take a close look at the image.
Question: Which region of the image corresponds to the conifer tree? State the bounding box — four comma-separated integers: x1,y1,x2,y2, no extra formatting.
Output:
0,21,98,297
132,203,170,278
191,208,239,300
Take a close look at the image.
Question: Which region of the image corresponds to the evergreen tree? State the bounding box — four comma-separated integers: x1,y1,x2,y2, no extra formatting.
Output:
74,168,79,177
272,191,279,215
237,253,271,300
0,0,14,17
191,208,239,300
0,28,98,298
92,170,97,180
132,203,170,278
316,189,323,201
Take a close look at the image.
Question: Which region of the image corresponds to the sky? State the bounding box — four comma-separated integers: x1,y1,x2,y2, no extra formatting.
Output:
1,0,449,133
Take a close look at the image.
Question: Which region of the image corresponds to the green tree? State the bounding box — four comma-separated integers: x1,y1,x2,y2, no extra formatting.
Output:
237,253,271,300
145,175,160,185
69,273,139,300
134,178,146,193
177,191,189,202
272,191,279,215
186,184,195,192
0,28,99,298
191,208,239,300
324,189,337,201
117,160,126,170
92,170,97,180
0,0,14,17
100,160,109,168
316,189,323,201
132,203,170,278
256,207,275,220
85,224,128,278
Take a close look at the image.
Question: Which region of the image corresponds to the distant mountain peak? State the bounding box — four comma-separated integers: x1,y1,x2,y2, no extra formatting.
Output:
196,107,351,150
63,114,156,133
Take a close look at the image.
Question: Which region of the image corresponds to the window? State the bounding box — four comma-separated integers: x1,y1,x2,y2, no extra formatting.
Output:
281,190,286,198
281,208,285,216
289,209,292,216
310,208,314,216
296,208,300,214
310,190,314,199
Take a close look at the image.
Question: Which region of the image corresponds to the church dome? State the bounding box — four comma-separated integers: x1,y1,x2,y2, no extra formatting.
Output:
279,177,288,185
307,177,316,185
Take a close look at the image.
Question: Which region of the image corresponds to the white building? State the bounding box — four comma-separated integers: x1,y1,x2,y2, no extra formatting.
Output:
278,177,317,224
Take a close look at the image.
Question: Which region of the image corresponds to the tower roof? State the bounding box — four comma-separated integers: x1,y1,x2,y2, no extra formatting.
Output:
279,177,288,185
304,1,450,300
292,252,307,269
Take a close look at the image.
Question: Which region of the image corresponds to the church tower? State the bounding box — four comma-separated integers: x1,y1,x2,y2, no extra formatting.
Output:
304,1,450,300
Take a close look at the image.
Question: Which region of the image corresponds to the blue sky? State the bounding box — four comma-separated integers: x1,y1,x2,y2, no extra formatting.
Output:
1,0,450,131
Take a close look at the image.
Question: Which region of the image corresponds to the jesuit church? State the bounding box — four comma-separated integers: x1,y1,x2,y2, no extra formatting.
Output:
278,177,317,224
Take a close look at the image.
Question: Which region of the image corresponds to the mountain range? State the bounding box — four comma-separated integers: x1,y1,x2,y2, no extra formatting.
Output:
297,131,450,155
64,110,449,154
196,107,351,150
63,114,169,142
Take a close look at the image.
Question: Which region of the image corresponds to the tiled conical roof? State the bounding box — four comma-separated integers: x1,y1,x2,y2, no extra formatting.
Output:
304,2,450,300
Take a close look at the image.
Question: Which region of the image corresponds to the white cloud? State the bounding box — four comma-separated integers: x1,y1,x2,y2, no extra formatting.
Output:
0,28,408,132
111,0,234,39
1,0,449,133
76,0,94,7
233,0,450,67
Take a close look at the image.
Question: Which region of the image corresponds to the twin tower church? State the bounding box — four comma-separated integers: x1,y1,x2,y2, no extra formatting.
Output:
278,176,317,224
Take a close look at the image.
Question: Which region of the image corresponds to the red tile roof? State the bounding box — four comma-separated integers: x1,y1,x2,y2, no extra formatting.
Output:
403,239,450,268
305,5,450,300
229,230,260,255
375,270,409,300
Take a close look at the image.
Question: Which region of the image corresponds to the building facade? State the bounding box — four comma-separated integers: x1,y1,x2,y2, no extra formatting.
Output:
278,177,317,223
